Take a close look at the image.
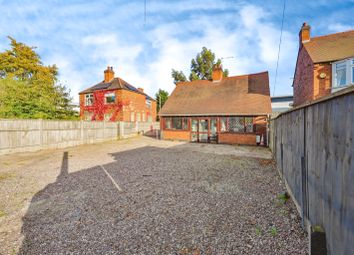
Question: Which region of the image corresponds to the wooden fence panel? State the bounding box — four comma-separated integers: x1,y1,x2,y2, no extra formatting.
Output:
270,89,354,254
0,120,160,155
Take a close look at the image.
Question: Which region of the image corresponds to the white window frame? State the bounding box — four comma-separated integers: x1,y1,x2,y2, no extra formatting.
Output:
85,93,94,106
105,92,116,104
332,58,354,92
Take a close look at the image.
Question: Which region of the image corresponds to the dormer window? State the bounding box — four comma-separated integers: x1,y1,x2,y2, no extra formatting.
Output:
332,58,354,91
105,92,116,104
85,93,94,106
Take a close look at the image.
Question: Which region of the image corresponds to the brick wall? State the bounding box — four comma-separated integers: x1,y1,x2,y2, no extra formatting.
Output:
293,47,314,106
162,130,190,141
313,63,332,100
80,89,157,122
218,133,257,145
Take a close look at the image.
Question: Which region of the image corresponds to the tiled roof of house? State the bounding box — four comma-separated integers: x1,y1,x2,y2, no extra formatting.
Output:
79,77,155,101
304,30,354,63
159,71,271,116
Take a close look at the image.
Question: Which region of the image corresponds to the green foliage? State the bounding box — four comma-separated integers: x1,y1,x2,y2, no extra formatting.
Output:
155,89,169,113
0,37,77,119
277,192,290,204
269,226,278,236
171,47,229,84
171,69,187,85
255,226,262,236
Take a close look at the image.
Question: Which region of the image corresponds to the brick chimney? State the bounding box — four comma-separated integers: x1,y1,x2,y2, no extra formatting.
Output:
299,22,311,45
104,66,115,82
137,87,144,93
212,64,223,82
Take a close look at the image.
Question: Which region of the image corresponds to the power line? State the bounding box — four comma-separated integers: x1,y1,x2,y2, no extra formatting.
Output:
144,0,147,26
273,0,286,96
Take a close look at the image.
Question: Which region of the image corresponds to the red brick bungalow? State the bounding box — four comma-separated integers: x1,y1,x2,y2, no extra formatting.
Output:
293,23,354,106
159,67,272,145
79,67,156,122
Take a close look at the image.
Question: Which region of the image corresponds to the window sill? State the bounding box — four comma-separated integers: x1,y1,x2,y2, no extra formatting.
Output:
164,128,189,132
220,132,256,135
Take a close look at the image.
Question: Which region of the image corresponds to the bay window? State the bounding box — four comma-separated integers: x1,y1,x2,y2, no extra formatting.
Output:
220,117,254,133
164,117,188,130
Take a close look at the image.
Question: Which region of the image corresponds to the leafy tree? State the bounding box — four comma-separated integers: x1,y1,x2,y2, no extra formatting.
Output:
171,69,187,85
0,37,77,119
155,89,169,118
172,47,229,84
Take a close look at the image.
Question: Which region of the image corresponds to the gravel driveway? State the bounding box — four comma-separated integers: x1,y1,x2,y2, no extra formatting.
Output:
0,136,307,254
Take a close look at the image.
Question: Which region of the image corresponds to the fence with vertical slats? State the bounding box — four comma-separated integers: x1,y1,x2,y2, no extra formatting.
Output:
269,87,354,254
0,120,159,155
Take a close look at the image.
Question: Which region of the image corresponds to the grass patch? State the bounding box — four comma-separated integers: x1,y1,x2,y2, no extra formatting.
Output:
0,172,15,182
255,225,262,236
277,192,290,204
0,210,7,217
269,226,278,236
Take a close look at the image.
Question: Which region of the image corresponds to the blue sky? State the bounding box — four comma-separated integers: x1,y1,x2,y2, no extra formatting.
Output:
1,0,353,102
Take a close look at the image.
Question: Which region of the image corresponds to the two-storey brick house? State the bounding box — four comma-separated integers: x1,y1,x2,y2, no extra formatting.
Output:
79,67,156,122
293,23,354,106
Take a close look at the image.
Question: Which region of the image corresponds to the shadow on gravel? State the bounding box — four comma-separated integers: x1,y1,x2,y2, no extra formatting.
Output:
18,144,305,254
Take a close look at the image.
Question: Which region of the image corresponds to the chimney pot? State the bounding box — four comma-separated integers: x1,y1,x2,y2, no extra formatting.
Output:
212,64,223,82
299,22,311,45
104,66,115,82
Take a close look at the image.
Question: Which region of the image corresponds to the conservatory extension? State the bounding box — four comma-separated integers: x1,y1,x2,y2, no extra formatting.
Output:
159,68,272,145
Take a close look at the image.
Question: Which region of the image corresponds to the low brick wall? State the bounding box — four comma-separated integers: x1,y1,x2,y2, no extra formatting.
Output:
218,133,257,145
162,130,190,141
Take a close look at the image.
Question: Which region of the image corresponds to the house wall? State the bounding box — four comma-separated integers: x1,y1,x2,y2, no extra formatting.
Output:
162,130,190,141
293,47,314,106
218,133,257,145
313,62,332,100
80,89,156,122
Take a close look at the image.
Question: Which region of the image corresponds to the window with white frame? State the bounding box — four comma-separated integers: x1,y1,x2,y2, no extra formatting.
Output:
105,92,116,104
332,58,354,89
85,93,94,106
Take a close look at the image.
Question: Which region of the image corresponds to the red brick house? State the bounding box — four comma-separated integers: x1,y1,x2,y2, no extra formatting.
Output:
293,23,354,106
159,67,271,145
79,67,156,122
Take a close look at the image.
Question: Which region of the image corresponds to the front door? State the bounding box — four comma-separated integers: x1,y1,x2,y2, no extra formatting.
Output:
191,118,214,143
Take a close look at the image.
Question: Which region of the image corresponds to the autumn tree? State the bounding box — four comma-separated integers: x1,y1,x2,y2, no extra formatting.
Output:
0,36,77,119
171,47,229,84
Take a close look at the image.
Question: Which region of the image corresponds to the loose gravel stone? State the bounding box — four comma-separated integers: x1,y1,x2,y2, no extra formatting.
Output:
0,137,307,254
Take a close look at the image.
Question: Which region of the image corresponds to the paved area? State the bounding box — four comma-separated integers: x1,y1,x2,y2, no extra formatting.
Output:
0,136,307,254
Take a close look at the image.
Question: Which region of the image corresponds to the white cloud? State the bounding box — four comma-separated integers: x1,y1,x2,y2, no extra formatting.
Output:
0,0,306,101
328,23,353,33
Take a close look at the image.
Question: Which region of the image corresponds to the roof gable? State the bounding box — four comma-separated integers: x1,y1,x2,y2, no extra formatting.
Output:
303,30,354,63
79,77,155,101
159,71,271,116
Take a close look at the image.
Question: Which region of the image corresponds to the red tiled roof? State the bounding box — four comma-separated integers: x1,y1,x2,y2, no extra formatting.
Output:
79,77,155,101
159,71,271,116
304,30,354,63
